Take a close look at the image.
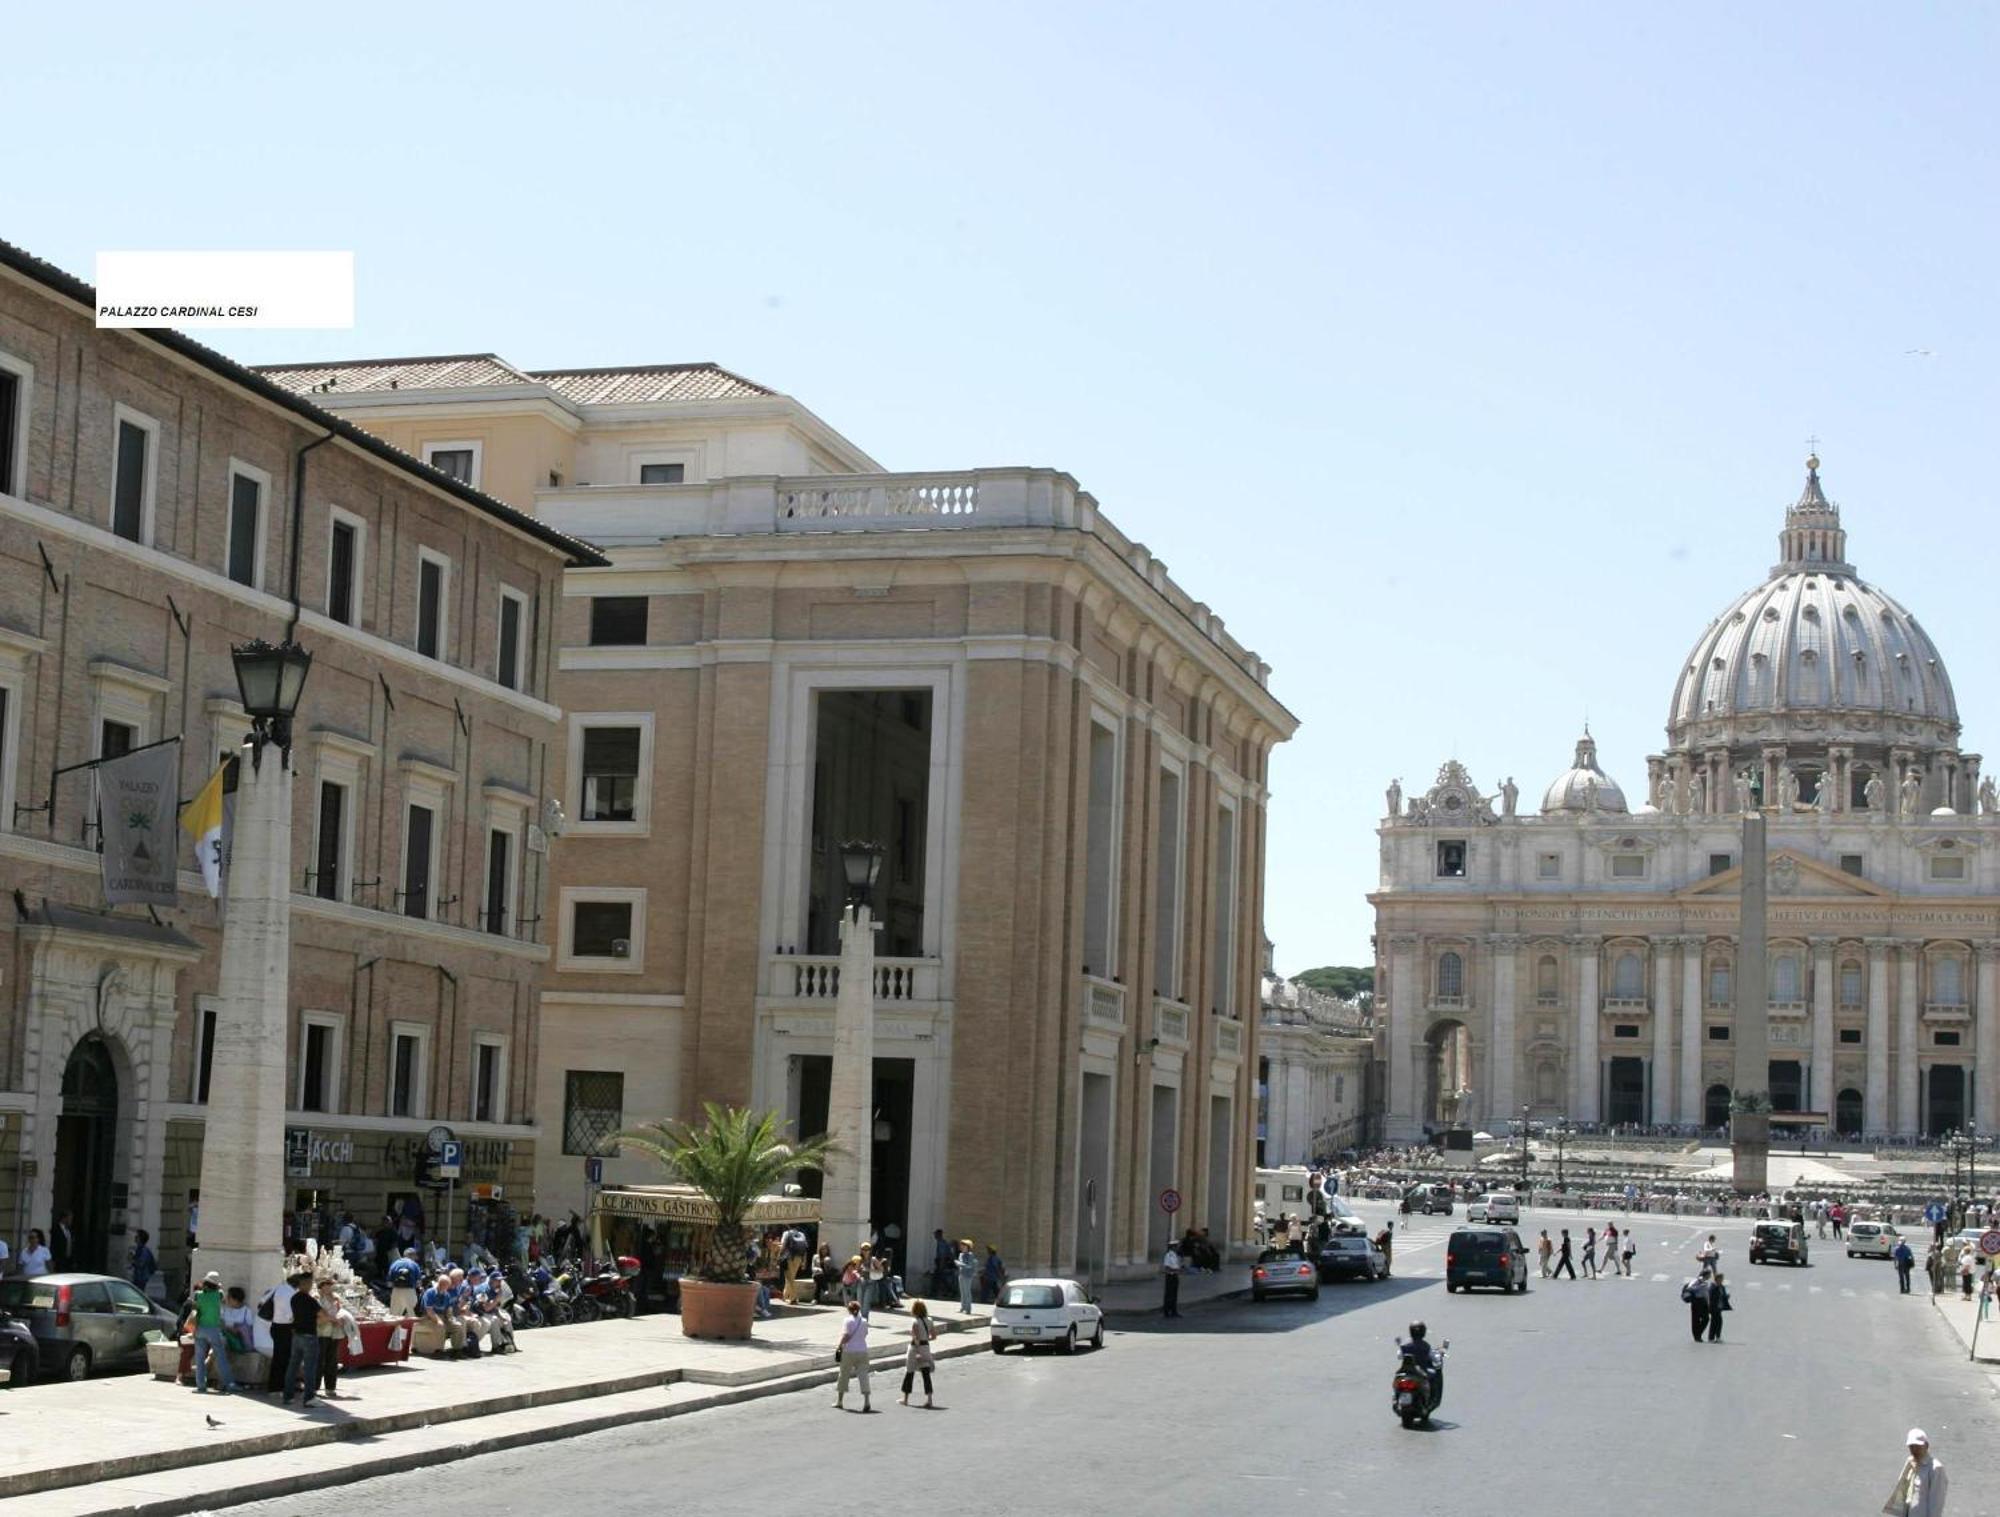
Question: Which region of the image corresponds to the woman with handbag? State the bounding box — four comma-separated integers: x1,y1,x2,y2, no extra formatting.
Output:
832,1299,871,1413
899,1298,936,1407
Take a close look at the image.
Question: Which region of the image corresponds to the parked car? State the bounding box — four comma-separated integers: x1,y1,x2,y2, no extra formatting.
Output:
0,1312,38,1387
1749,1220,1810,1267
989,1278,1104,1354
0,1274,180,1381
1846,1221,1902,1260
1314,1231,1387,1282
1404,1184,1455,1216
1466,1192,1521,1225
1445,1226,1528,1294
1251,1248,1320,1302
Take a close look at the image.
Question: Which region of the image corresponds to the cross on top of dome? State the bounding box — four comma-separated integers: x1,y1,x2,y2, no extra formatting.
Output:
1779,452,1850,573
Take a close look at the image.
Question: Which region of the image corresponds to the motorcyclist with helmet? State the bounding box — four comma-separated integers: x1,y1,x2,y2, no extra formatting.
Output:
1399,1320,1442,1408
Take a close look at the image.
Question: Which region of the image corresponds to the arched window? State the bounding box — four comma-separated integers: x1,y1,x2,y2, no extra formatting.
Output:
1707,961,1732,1007
1773,954,1801,1003
1836,1088,1864,1138
1435,951,1463,1002
1534,1062,1558,1103
1838,961,1863,1008
1704,1084,1732,1129
1611,951,1644,999
1933,956,1965,1007
1536,954,1559,1005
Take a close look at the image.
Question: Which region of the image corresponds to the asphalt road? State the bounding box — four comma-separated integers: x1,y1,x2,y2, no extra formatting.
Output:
237,1203,2000,1517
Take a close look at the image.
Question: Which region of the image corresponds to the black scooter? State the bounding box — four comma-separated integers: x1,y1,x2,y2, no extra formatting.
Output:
1391,1338,1448,1428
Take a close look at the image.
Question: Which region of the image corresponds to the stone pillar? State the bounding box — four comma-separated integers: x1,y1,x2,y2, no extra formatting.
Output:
1828,747,1852,813
1679,936,1705,1125
1487,934,1519,1122
192,744,293,1305
1865,938,1893,1136
822,902,877,1257
1572,936,1600,1122
1650,939,1675,1124
1980,942,2000,1132
1809,938,1836,1117
1385,934,1421,1142
1733,815,1770,1100
1897,944,1922,1138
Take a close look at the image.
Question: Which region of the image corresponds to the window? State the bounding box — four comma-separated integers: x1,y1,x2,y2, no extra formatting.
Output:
326,509,365,626
496,587,528,691
588,596,649,646
483,826,514,935
1081,717,1119,976
581,728,638,821
1535,954,1559,1006
389,1026,428,1119
0,685,11,832
562,1070,624,1156
1211,802,1238,1012
1773,954,1801,1003
298,1013,341,1113
110,407,157,543
423,441,480,486
1933,957,1966,1006
1840,854,1865,877
100,719,136,761
1839,1027,1862,1044
1610,854,1646,879
473,1036,508,1124
1611,951,1643,999
1707,962,1732,1007
415,550,449,659
638,462,685,484
0,349,30,497
401,802,436,919
1536,852,1562,880
560,887,647,973
1929,854,1967,882
1708,1024,1731,1041
1613,1024,1641,1039
312,779,348,901
1936,1030,1962,1047
1839,961,1863,1008
224,462,268,588
1153,765,1185,997
194,1000,217,1103
1435,840,1466,878
572,900,633,956
1709,853,1734,876
1434,951,1464,1001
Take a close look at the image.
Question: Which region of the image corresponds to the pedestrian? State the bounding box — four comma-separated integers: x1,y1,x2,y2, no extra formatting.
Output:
129,1229,158,1295
221,1286,258,1361
1883,1428,1948,1516
899,1298,936,1406
314,1279,354,1399
1894,1237,1916,1294
420,1272,466,1358
1980,1264,1996,1321
929,1229,954,1297
282,1271,322,1406
1537,1230,1553,1277
1959,1243,1976,1299
18,1229,51,1277
180,1271,237,1394
1707,1270,1731,1341
981,1245,1006,1304
1697,1233,1720,1272
955,1239,977,1315
1161,1239,1183,1319
832,1298,872,1412
49,1211,75,1273
1603,1220,1619,1263
257,1274,294,1393
387,1249,422,1316
1553,1229,1576,1280
1683,1270,1712,1343
1581,1228,1599,1279
1620,1231,1636,1277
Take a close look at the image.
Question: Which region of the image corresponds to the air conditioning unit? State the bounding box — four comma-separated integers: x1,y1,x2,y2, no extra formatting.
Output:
611,938,631,958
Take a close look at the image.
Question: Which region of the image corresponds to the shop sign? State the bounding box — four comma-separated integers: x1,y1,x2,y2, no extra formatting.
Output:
382,1135,515,1180
592,1186,820,1226
285,1129,358,1178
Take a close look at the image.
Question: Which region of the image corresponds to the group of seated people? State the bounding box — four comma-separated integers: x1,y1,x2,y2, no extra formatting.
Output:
807,1240,905,1311
404,1260,517,1358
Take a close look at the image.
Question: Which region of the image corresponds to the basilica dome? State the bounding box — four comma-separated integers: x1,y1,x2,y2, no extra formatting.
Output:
1542,732,1628,814
1665,459,1959,754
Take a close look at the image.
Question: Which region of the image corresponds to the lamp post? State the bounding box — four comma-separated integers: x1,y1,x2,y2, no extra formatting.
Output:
191,638,311,1303
1518,1104,1531,1198
822,840,884,1259
1554,1116,1571,1194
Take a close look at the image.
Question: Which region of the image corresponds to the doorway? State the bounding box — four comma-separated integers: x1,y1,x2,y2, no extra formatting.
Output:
1075,1072,1112,1281
1703,1083,1731,1130
1207,1095,1233,1240
1606,1057,1645,1126
794,1054,915,1259
53,1036,120,1273
1147,1085,1178,1258
1927,1064,1966,1138
1768,1060,1803,1114
1836,1088,1863,1137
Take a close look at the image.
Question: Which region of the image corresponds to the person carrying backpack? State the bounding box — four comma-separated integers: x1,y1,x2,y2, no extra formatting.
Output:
1683,1270,1713,1342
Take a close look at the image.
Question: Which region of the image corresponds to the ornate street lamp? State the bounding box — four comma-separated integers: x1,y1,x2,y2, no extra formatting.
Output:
839,839,885,909
230,637,313,758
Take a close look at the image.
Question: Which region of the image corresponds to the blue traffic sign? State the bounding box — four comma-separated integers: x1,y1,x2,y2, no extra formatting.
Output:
1926,1202,1948,1225
438,1140,464,1180
585,1157,604,1185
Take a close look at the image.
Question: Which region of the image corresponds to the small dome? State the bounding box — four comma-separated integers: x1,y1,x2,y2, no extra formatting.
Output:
1542,733,1629,814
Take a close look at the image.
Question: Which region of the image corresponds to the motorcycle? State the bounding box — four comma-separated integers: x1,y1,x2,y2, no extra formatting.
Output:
530,1264,574,1326
502,1265,545,1330
1391,1338,1448,1428
575,1255,640,1319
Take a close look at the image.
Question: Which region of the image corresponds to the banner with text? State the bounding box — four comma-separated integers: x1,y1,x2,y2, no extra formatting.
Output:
99,741,181,906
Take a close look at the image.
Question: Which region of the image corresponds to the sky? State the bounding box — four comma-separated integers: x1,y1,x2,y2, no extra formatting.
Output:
9,3,1998,971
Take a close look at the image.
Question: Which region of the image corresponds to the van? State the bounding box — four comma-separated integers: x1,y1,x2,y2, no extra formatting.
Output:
1445,1227,1528,1293
1404,1183,1455,1216
1749,1220,1809,1267
1467,1192,1520,1225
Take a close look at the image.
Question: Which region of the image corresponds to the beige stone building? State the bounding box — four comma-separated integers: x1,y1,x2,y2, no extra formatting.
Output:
1257,963,1374,1165
259,352,1297,1280
1373,460,1999,1146
0,241,604,1290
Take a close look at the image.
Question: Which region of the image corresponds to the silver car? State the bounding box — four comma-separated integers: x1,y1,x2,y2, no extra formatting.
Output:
0,1274,181,1381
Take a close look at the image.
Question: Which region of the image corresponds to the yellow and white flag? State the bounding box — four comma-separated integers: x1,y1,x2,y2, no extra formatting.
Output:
180,755,237,898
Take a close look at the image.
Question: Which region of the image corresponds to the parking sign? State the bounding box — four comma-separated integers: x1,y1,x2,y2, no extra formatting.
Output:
585,1157,604,1185
437,1140,463,1181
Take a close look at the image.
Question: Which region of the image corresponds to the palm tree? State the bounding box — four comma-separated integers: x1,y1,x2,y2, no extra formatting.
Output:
614,1104,839,1284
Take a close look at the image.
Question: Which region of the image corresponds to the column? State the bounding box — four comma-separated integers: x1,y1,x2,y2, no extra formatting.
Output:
1810,937,1836,1117
1896,943,1922,1138
1386,934,1421,1142
822,901,876,1256
1650,938,1675,1124
1572,936,1601,1123
1486,934,1520,1122
1679,936,1705,1125
1865,938,1892,1136
1828,747,1850,813
1980,943,2000,1131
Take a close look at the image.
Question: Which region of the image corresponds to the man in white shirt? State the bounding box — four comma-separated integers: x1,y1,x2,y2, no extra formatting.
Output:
1161,1243,1183,1320
1885,1428,1947,1515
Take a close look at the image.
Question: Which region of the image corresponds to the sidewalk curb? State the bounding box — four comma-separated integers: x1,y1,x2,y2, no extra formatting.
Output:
1101,1287,1250,1321
49,1333,994,1517
1927,1289,2000,1363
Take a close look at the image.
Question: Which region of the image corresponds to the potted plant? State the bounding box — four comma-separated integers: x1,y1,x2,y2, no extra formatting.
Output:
615,1103,836,1340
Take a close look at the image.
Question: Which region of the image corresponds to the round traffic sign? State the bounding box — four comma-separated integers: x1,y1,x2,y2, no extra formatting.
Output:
1159,1187,1183,1215
1979,1229,2000,1257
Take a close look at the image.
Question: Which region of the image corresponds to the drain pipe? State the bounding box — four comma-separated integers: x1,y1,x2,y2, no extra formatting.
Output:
286,432,337,640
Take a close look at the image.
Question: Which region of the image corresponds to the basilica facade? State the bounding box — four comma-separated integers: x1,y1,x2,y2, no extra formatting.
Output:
1372,459,1998,1144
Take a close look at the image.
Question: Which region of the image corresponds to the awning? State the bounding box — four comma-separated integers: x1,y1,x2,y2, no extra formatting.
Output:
589,1185,822,1227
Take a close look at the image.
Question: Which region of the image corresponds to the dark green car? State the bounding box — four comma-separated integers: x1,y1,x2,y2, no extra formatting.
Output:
1749,1221,1809,1266
1444,1226,1528,1293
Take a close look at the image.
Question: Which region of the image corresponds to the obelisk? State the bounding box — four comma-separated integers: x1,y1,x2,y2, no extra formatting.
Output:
1731,808,1771,1194
821,900,876,1258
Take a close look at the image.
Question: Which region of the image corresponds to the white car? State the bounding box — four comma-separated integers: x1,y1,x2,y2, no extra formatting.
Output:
990,1278,1105,1354
1846,1221,1902,1259
1467,1192,1521,1225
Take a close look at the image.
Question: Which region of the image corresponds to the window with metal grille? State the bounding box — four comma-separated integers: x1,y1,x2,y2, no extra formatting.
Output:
581,727,640,821
563,1070,624,1156
1435,951,1463,1000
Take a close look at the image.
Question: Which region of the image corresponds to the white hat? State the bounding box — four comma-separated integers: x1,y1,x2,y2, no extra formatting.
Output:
201,1271,221,1285
1907,1428,1930,1446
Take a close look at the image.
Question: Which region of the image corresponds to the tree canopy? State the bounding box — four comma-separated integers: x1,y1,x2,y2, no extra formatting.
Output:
1293,965,1374,1005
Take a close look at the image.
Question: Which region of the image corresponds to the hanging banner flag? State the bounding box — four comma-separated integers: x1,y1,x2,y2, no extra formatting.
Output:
99,740,182,906
180,754,239,899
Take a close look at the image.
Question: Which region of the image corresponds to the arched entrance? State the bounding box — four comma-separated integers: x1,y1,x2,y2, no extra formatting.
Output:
1836,1088,1863,1138
1927,1065,1966,1138
53,1036,120,1273
1424,1020,1472,1131
1703,1083,1731,1130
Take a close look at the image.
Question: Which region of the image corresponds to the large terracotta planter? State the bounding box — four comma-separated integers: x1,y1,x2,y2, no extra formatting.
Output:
679,1279,759,1340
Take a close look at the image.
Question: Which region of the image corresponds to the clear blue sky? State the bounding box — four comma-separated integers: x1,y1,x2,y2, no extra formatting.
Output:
11,4,1998,970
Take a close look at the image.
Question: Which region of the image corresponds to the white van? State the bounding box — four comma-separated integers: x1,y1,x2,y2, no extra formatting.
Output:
1467,1192,1521,1225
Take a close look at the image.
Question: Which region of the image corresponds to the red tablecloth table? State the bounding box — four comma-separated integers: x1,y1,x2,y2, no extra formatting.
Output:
340,1317,415,1368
